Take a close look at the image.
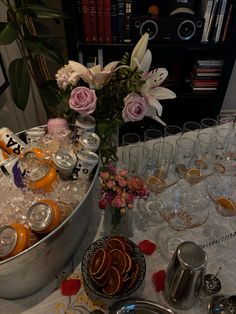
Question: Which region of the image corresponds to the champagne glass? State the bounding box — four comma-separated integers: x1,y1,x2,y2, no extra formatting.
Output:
139,141,176,224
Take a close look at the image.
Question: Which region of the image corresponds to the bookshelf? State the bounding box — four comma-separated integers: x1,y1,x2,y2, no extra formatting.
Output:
61,0,236,137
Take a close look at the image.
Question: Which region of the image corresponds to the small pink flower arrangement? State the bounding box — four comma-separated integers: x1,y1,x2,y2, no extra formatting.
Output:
99,165,148,215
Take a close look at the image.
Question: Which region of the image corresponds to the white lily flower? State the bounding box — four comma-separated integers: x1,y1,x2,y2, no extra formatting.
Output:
141,68,176,123
69,60,119,89
130,33,149,71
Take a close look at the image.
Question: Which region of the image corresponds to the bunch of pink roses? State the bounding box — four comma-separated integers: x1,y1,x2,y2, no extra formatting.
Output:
99,165,148,214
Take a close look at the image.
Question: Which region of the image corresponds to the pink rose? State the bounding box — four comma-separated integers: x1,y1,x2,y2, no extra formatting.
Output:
122,92,146,122
69,86,97,114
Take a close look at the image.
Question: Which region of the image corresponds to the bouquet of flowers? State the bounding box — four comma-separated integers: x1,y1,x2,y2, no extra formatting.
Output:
55,33,176,164
99,164,148,232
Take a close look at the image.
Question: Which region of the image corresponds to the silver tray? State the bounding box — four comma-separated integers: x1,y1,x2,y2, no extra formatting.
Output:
110,299,176,314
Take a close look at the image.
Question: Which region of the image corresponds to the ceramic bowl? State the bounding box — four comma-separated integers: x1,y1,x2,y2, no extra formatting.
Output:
81,236,146,299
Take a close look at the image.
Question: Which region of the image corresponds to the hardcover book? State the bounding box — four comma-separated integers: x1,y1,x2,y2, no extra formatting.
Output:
104,0,112,43
97,0,105,43
117,0,125,43
123,0,132,43
89,0,98,42
111,0,118,42
81,0,91,42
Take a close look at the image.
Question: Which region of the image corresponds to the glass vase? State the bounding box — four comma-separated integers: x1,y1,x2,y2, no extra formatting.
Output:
97,125,119,167
103,205,133,238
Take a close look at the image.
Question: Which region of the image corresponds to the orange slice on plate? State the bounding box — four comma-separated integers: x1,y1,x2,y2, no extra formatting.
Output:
187,168,201,176
195,159,208,169
128,262,140,289
216,196,236,212
105,236,127,252
214,163,226,174
110,249,127,274
102,266,123,296
146,176,163,185
89,248,110,276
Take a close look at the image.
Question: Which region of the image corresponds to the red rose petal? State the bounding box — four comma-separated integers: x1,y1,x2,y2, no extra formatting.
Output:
152,270,166,292
60,278,81,296
138,240,157,255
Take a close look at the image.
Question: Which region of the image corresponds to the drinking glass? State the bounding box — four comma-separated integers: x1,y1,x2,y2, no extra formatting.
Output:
217,113,235,130
139,141,175,223
189,132,217,181
144,129,162,173
213,128,236,175
200,118,218,136
128,145,148,177
175,137,196,169
121,133,141,168
215,127,235,158
164,125,182,145
182,121,201,141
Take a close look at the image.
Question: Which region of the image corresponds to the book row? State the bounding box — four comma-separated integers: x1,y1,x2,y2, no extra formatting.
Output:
200,0,233,43
77,0,132,44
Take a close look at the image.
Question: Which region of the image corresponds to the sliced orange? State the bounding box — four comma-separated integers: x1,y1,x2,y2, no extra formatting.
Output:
214,163,225,174
94,251,112,280
124,251,132,273
175,164,188,175
187,168,201,176
110,248,127,274
128,262,140,289
90,249,110,276
216,196,236,212
105,237,127,252
195,159,208,169
146,176,163,185
102,266,123,296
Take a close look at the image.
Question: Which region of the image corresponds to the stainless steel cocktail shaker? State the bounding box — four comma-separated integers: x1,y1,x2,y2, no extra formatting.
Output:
163,241,207,310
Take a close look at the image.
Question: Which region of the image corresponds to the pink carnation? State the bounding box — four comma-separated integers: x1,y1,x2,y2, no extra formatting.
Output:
100,171,110,180
118,178,127,188
106,180,115,189
122,92,147,122
69,86,97,115
112,195,126,208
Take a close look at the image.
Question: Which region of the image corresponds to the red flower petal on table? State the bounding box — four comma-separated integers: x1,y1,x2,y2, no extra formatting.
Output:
60,278,81,296
152,270,166,292
138,240,157,255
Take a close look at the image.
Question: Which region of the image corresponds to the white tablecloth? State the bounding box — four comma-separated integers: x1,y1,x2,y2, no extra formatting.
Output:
1,174,236,314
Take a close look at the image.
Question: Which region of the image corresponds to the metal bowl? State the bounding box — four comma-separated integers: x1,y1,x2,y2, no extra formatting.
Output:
0,125,99,299
110,299,177,313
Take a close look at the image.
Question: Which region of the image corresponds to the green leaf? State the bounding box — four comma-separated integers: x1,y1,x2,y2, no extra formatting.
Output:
18,4,67,19
0,23,18,45
23,37,64,65
8,58,30,111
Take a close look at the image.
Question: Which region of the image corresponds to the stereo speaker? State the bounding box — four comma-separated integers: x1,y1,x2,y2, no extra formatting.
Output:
131,16,204,43
167,0,197,15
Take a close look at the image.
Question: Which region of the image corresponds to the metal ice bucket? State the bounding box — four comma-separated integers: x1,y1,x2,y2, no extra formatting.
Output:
0,126,100,299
